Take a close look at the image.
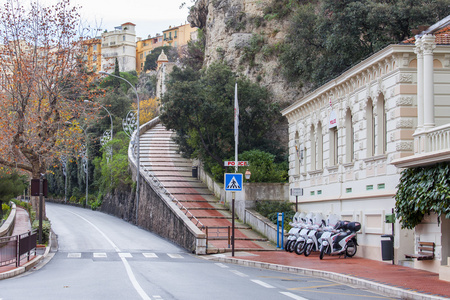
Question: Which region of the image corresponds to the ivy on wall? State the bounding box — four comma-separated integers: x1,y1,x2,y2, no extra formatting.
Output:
395,162,450,229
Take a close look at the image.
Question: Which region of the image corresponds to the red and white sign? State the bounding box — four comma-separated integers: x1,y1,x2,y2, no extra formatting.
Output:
329,110,337,128
224,161,249,167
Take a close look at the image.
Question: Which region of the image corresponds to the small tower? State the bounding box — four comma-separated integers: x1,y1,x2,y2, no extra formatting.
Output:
156,50,169,70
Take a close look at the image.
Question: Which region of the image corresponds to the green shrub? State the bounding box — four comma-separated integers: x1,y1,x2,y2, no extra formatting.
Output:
1,203,11,220
32,220,51,244
255,200,295,230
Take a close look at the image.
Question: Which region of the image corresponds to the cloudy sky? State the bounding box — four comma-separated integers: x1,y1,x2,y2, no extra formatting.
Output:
42,0,193,38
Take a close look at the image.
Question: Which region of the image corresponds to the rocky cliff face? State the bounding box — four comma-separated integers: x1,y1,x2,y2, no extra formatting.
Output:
188,0,303,106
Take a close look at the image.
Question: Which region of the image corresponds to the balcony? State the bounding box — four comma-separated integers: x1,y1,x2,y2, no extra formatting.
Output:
392,123,450,168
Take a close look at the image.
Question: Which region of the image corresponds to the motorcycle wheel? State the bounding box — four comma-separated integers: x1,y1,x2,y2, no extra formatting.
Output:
346,240,357,257
319,245,327,260
294,240,305,255
304,243,313,257
284,240,292,252
288,240,296,252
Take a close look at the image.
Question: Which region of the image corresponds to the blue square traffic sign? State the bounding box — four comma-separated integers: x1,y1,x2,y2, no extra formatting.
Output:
224,173,243,191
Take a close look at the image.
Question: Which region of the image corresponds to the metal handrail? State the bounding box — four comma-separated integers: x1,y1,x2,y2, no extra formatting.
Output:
0,231,37,267
141,165,206,230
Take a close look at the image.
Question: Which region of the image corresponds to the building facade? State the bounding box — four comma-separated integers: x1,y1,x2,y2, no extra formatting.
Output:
101,22,137,73
281,18,450,274
136,34,163,73
83,38,101,73
162,23,197,48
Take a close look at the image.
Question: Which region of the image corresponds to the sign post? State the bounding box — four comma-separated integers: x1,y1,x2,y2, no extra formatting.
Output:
291,188,303,212
224,173,243,257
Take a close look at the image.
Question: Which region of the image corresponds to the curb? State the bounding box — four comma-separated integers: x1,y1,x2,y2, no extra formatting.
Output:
207,256,447,300
0,230,54,281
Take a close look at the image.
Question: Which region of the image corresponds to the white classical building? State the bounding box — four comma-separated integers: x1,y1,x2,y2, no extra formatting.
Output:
101,22,137,72
282,16,450,275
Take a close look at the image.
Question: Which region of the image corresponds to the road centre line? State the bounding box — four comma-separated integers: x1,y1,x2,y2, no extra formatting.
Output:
251,279,276,288
64,208,152,300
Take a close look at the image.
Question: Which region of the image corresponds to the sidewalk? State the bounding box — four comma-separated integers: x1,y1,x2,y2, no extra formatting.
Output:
207,250,450,300
0,206,48,280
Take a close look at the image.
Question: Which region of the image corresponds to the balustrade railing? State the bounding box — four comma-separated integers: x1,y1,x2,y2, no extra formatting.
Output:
427,123,450,152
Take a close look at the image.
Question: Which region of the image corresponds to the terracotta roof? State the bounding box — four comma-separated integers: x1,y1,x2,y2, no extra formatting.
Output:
400,24,450,45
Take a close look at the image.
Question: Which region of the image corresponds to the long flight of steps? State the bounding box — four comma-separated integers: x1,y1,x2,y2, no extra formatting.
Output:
140,123,276,254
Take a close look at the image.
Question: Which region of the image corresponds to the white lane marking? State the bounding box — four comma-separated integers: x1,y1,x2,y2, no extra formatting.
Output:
152,296,163,300
280,292,309,300
67,253,81,258
64,209,152,300
119,253,133,258
215,263,229,268
121,257,152,300
251,279,275,288
143,253,158,258
229,270,248,277
167,254,183,259
93,253,107,258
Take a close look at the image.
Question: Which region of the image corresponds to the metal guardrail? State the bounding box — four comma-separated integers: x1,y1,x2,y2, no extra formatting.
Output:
0,231,37,267
141,165,206,231
205,226,231,249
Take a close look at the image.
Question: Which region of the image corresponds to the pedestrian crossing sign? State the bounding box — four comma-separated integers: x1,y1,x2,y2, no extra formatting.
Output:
224,173,243,191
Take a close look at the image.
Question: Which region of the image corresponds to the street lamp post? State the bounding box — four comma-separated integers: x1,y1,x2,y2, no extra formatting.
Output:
84,100,114,185
99,71,140,223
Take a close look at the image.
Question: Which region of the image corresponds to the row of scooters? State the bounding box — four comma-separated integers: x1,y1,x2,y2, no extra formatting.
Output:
284,212,361,259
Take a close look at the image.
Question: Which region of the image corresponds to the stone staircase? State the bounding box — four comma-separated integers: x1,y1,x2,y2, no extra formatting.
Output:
140,124,275,253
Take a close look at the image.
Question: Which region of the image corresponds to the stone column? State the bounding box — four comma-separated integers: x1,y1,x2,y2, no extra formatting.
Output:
422,34,436,129
414,36,424,130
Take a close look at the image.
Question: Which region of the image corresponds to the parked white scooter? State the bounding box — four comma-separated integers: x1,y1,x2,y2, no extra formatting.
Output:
284,212,305,252
319,220,360,260
303,213,326,256
293,212,314,255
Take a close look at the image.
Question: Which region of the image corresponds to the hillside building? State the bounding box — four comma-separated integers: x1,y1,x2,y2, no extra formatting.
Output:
101,22,137,73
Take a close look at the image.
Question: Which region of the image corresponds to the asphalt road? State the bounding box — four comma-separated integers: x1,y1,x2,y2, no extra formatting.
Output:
0,203,396,300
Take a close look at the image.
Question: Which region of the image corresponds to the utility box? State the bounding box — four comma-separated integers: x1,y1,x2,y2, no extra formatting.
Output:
381,234,394,261
192,166,198,178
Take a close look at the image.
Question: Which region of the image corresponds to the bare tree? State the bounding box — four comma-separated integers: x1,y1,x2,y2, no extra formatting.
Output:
0,0,98,211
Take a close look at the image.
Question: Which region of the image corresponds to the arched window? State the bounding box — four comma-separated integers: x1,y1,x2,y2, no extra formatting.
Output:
376,94,386,155
329,127,338,166
345,109,354,163
294,132,300,175
366,99,375,157
310,125,316,171
317,122,323,170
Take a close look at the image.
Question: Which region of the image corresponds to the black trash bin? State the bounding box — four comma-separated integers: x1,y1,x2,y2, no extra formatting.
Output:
381,234,394,261
192,166,198,178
